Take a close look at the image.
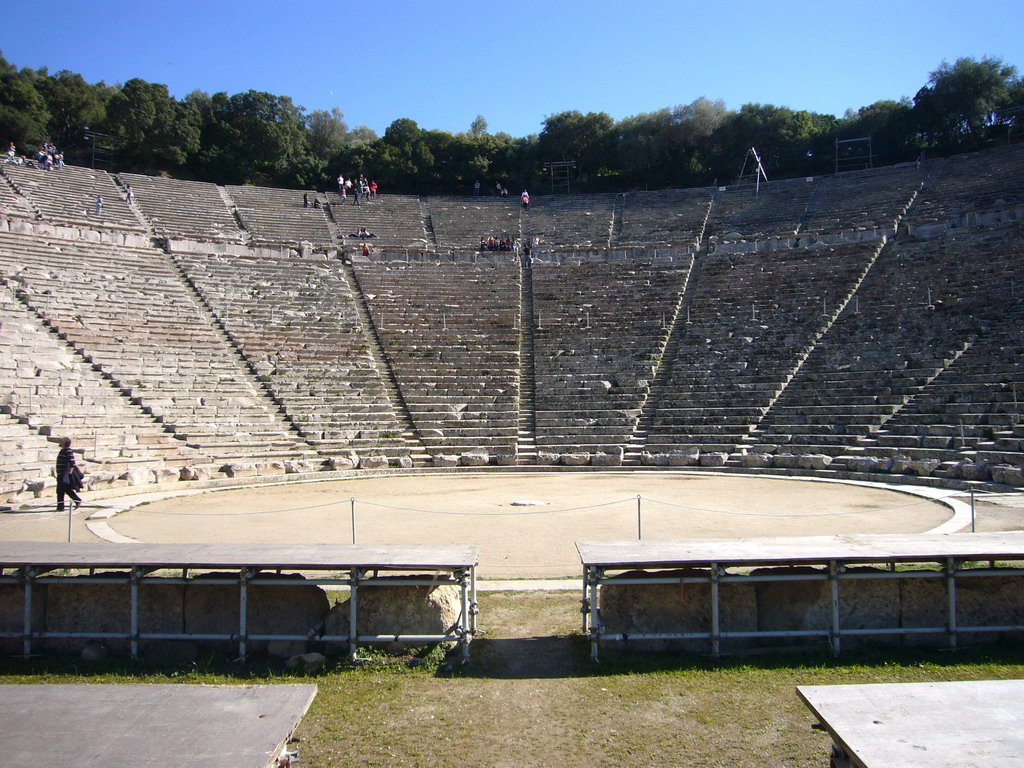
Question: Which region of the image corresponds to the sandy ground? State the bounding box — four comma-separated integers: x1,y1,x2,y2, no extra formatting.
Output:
2,471,1000,579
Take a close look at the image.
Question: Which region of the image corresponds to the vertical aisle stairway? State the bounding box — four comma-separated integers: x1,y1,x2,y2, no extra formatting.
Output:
517,260,538,464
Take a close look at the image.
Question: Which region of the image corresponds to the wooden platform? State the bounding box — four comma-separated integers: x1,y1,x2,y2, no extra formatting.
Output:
0,542,480,570
797,680,1024,767
0,542,480,661
0,683,317,768
576,531,1024,569
577,532,1024,660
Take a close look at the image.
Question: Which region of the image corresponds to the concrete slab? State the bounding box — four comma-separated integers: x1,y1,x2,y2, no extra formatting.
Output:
0,683,317,768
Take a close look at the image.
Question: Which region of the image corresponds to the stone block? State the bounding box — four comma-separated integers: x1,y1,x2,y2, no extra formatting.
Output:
640,452,669,467
326,451,359,470
741,453,773,468
797,454,833,470
324,577,461,655
360,455,389,470
460,448,489,467
772,453,798,469
1003,467,1024,487
536,451,560,465
432,454,459,468
668,448,700,467
592,448,624,466
222,462,258,479
699,452,727,467
909,458,941,477
393,455,414,469
180,465,211,481
561,452,590,466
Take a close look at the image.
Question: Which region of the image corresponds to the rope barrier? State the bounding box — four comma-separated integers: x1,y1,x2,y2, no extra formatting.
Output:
131,491,947,519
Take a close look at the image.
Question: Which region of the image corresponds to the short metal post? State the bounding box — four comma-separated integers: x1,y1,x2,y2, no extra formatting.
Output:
970,490,976,533
350,497,357,544
636,495,642,540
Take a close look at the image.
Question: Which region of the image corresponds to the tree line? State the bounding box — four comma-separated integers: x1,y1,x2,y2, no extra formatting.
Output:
1,53,1021,195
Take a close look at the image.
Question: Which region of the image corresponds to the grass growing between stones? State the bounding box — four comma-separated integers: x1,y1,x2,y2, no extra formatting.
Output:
1,591,1023,768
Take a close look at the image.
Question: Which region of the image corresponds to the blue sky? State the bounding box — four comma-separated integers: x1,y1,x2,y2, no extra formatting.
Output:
4,0,1022,138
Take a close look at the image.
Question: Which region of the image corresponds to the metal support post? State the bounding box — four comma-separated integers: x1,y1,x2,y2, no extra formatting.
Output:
459,569,471,663
946,558,958,650
130,567,140,659
22,567,35,657
829,561,841,656
710,564,721,658
588,567,603,662
636,495,642,540
349,568,362,661
239,568,251,660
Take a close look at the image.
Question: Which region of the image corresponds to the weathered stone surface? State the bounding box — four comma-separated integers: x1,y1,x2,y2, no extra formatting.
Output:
699,452,727,467
360,455,389,470
772,453,799,469
640,452,670,467
184,573,327,652
460,448,489,467
601,569,756,652
495,450,518,466
394,455,414,469
1005,467,1024,487
222,462,258,479
909,459,941,477
899,574,948,647
325,451,359,470
957,574,1024,643
561,452,590,466
432,454,459,468
324,577,461,655
741,452,773,468
536,451,560,465
592,448,624,466
180,465,211,481
888,454,912,474
45,576,183,654
954,460,991,482
797,454,833,470
668,448,700,467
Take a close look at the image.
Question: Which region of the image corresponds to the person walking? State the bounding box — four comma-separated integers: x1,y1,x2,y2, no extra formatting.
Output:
55,436,83,512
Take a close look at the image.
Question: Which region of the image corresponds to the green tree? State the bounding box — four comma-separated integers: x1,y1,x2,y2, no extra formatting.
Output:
0,55,50,149
193,90,310,185
913,57,1021,150
538,110,615,179
306,107,349,162
106,78,199,171
35,70,107,153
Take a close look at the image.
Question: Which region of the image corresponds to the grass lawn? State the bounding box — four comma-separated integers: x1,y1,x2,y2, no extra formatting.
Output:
2,591,1022,767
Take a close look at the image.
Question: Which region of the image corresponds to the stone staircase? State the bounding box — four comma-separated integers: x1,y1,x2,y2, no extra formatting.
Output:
341,261,429,463
517,261,538,464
